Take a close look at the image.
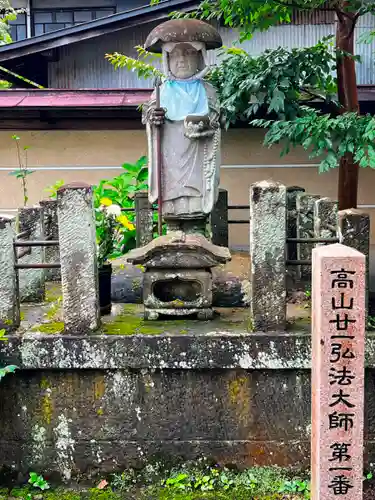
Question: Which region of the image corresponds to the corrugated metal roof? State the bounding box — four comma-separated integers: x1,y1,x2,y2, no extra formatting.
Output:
50,22,338,89
49,22,161,89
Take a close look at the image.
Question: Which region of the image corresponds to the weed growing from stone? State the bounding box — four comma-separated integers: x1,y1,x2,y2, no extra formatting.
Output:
367,315,375,330
0,328,17,382
110,461,311,497
27,473,50,491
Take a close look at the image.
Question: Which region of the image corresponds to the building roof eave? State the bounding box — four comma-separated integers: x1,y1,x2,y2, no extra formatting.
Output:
0,88,152,108
0,86,373,111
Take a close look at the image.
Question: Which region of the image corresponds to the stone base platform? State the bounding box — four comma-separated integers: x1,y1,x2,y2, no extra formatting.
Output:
1,291,375,482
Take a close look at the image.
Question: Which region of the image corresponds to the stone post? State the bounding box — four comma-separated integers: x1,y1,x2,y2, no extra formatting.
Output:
18,206,45,303
249,181,286,331
286,186,305,284
311,243,365,500
297,193,321,281
135,191,153,248
57,182,100,334
0,216,20,330
211,188,229,247
313,197,338,247
339,209,370,315
40,199,60,281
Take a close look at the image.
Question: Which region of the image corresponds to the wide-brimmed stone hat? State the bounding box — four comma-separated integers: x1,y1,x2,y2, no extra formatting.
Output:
144,18,222,53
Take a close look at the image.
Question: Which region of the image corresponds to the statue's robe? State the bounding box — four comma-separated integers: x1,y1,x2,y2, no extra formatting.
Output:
143,80,221,219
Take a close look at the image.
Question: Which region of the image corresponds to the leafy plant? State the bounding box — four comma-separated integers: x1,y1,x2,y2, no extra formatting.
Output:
9,135,34,207
0,1,44,88
252,108,375,172
106,45,163,80
0,328,17,382
45,179,65,200
279,478,310,498
28,471,50,490
368,316,375,331
93,156,148,263
95,201,122,267
0,364,17,382
209,38,337,126
0,0,22,46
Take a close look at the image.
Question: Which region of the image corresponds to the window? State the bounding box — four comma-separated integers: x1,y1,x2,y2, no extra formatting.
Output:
32,7,115,36
9,13,27,42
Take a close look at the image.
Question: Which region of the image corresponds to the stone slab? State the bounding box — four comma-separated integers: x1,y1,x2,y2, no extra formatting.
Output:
297,193,321,280
126,231,231,269
40,199,61,281
286,186,305,285
0,216,20,329
311,244,365,500
135,191,153,248
211,188,229,247
57,183,100,334
18,206,46,302
250,181,286,331
339,209,370,315
2,327,375,370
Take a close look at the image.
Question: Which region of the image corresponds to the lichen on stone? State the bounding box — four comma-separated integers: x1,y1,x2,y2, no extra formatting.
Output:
31,321,65,334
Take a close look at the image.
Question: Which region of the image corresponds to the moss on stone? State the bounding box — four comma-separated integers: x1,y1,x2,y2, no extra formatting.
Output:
228,376,248,405
286,316,311,332
93,374,106,400
145,489,286,499
102,313,164,336
2,488,288,500
41,392,53,425
101,304,189,336
45,284,62,303
40,377,49,390
131,278,142,291
31,322,65,334
86,490,123,499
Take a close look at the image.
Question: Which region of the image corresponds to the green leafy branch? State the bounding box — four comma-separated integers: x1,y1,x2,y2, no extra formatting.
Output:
0,1,44,88
252,107,375,172
106,45,164,80
209,37,338,124
0,0,24,46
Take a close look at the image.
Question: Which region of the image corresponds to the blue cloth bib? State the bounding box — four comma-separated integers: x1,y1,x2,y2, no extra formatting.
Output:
160,79,209,121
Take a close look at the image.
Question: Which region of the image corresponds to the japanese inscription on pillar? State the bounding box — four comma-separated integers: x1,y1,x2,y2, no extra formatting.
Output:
311,244,365,499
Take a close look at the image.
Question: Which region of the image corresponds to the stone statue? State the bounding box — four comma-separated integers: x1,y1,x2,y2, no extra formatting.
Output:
127,20,230,321
142,19,223,232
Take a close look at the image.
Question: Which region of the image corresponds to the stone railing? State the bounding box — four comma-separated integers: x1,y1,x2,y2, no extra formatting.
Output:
249,181,370,331
0,183,100,334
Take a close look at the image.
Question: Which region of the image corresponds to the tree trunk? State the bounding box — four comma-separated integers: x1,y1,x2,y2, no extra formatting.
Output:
336,9,360,210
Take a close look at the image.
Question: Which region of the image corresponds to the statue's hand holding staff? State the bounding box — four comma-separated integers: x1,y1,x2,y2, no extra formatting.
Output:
150,107,166,127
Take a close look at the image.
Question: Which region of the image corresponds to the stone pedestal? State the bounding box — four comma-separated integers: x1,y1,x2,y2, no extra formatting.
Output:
127,232,231,320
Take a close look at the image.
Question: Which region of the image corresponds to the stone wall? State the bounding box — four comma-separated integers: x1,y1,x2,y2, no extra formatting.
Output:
1,332,375,481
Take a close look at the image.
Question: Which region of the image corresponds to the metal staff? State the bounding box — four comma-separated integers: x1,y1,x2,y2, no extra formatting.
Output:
154,77,163,236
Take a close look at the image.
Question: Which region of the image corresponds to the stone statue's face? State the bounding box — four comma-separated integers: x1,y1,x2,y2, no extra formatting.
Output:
169,45,200,79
